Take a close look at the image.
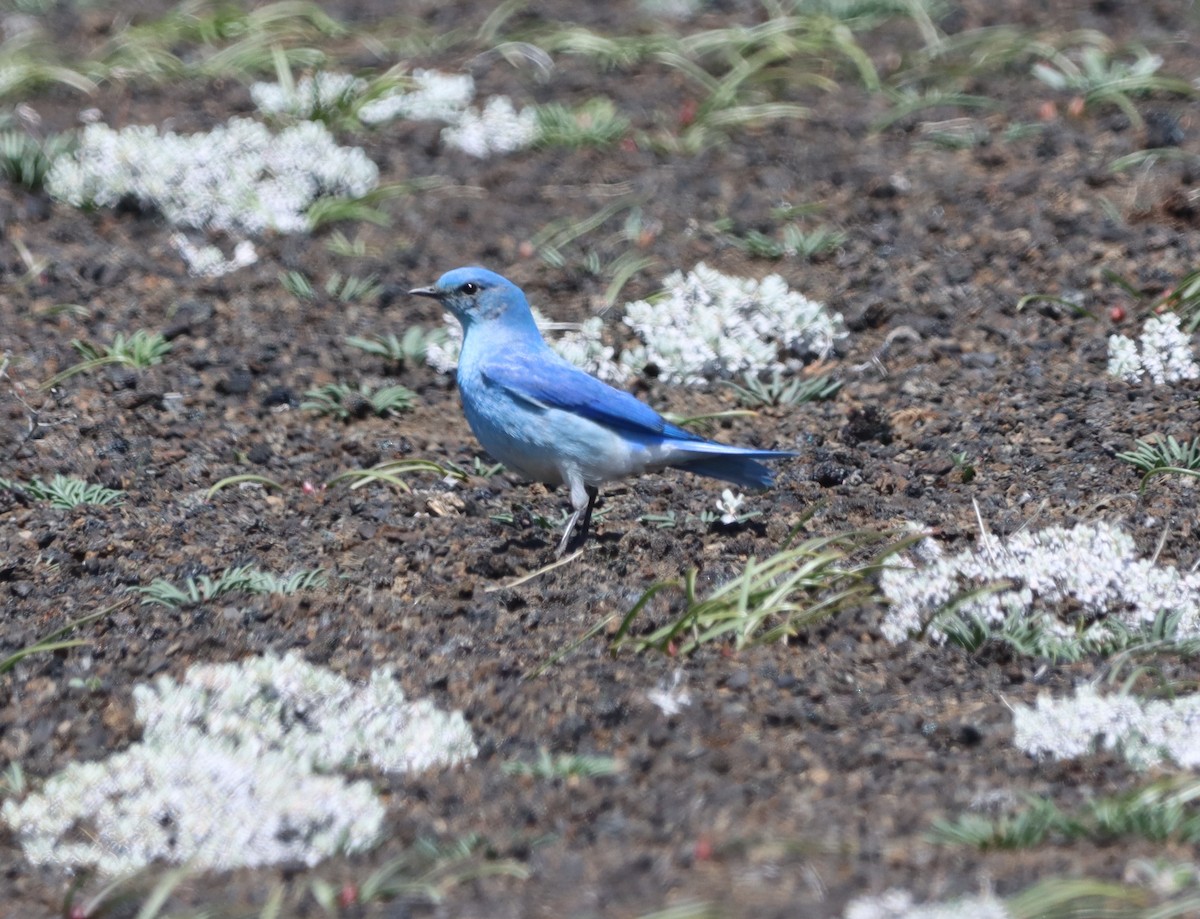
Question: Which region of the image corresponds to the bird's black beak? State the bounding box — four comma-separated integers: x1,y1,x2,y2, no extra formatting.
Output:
408,286,440,299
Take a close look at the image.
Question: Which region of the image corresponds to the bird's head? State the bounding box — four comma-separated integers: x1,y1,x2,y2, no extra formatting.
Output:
409,267,535,335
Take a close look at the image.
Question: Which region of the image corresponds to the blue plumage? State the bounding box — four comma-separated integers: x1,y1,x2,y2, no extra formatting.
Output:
410,267,796,554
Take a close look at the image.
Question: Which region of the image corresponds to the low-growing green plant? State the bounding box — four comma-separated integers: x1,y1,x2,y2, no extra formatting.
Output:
923,585,1150,662
0,29,96,99
304,178,449,233
444,456,506,479
325,230,374,259
529,198,642,269
1109,146,1200,176
325,271,383,303
346,327,450,369
640,510,679,529
205,473,286,499
599,251,657,308
310,834,528,912
0,474,124,508
1032,45,1196,128
1117,435,1200,490
502,749,621,780
951,451,976,484
732,224,847,260
327,459,465,493
205,461,461,500
137,565,327,609
932,776,1200,850
0,129,75,191
727,371,841,408
535,97,630,149
41,330,172,389
282,270,382,303
1153,269,1200,334
873,87,995,132
302,382,415,419
0,762,25,798
0,605,113,675
280,269,317,299
63,863,201,919
1118,436,1200,473
612,531,887,655
36,302,91,320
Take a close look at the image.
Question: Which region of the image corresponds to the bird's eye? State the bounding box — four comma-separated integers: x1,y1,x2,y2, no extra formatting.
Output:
459,282,479,295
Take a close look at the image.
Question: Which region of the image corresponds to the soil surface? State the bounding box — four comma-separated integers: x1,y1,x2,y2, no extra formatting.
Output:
3,1,1200,917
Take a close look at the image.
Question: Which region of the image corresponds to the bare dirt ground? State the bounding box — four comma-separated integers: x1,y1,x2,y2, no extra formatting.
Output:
2,0,1200,916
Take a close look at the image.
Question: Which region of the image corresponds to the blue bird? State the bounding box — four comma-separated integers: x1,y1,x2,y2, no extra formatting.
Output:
409,267,796,555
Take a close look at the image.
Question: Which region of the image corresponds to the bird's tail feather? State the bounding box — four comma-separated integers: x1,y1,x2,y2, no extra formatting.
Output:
677,454,780,489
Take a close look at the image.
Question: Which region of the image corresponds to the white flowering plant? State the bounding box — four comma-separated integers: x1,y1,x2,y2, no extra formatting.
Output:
880,522,1200,658
621,263,844,384
251,71,368,121
844,887,1010,919
1013,684,1200,770
2,652,476,874
47,119,379,236
1107,312,1199,385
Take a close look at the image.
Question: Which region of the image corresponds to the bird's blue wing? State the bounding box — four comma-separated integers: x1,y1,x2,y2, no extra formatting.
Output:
480,351,700,441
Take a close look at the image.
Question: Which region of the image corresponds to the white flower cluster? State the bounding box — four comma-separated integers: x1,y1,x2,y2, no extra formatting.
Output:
2,652,477,874
46,118,378,235
621,263,844,384
879,522,1200,647
2,739,382,875
426,308,628,382
1107,313,1199,385
1013,684,1200,770
646,669,691,717
844,888,1010,919
171,234,258,278
250,72,368,118
354,68,536,158
358,69,475,124
715,488,747,524
136,652,478,774
441,96,539,158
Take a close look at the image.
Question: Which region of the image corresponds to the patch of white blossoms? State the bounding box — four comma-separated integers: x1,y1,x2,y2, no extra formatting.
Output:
621,263,844,384
426,308,627,382
1013,684,1200,770
1107,313,1199,385
46,118,378,235
843,888,1010,919
360,70,536,157
171,234,258,278
250,72,367,119
441,96,539,158
880,522,1200,647
2,652,476,875
358,69,476,124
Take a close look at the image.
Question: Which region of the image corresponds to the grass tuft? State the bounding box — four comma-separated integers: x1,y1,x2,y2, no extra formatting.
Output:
612,530,891,655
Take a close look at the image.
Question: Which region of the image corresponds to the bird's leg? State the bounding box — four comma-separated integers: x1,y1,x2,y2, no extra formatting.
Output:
557,479,599,557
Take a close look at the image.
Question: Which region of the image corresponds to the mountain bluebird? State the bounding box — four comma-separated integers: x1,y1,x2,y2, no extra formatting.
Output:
410,267,796,555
